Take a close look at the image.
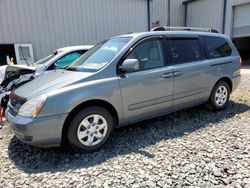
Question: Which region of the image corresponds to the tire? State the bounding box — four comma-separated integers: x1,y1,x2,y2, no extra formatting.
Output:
67,106,114,151
206,80,230,111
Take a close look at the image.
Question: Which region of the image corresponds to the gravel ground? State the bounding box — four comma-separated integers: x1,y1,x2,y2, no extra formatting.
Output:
0,72,250,188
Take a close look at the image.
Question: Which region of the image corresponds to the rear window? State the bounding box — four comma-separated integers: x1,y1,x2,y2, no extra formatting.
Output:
167,38,203,64
201,36,232,58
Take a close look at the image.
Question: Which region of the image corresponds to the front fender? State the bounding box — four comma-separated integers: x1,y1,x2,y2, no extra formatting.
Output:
38,77,123,122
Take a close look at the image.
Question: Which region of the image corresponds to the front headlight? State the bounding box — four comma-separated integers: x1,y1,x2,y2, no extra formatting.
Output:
18,94,47,118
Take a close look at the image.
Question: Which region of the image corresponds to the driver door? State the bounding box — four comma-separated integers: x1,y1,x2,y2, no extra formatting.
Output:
118,37,174,123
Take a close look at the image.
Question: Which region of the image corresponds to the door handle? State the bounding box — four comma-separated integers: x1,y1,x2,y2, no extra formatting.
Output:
161,72,173,78
173,71,182,77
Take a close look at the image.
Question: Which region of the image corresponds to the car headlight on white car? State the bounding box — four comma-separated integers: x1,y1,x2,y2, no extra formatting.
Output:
18,94,47,118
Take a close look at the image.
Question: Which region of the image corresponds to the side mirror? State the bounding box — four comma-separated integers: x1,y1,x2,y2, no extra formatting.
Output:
120,59,139,72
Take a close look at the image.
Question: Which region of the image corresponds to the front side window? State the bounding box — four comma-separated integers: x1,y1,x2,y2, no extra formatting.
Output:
201,36,232,58
125,39,164,70
67,38,131,72
168,38,203,64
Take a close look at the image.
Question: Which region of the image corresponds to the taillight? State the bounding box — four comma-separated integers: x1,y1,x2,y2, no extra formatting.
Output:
240,57,242,68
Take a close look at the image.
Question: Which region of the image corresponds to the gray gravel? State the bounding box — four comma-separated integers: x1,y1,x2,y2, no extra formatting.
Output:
0,73,250,188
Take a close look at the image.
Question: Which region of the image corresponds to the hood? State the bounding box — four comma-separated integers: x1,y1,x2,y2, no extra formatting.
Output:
0,65,36,86
14,69,93,99
9,64,37,71
5,65,36,74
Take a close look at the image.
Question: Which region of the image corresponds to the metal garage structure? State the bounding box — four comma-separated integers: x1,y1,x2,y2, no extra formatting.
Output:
151,0,185,27
229,1,250,65
232,3,250,38
1,0,250,65
0,0,149,62
182,0,250,65
0,0,190,64
182,0,250,37
183,0,224,33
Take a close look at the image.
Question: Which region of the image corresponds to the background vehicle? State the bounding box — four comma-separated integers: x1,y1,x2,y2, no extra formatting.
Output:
32,45,93,75
6,28,241,151
0,45,93,109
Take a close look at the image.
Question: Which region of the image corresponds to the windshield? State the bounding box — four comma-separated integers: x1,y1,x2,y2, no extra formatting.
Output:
67,37,131,72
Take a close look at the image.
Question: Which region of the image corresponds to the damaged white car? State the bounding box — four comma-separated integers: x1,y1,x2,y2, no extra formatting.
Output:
0,45,93,109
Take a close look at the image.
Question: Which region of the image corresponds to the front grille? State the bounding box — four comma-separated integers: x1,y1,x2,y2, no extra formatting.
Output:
8,92,27,117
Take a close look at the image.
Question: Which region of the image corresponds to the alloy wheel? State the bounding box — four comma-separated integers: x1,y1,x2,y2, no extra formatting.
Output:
77,114,108,146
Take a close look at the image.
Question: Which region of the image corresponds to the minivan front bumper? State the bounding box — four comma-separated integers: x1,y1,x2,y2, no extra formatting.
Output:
5,108,68,147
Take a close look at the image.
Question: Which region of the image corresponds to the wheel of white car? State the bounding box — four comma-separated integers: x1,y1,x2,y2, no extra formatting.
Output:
206,80,230,111
67,106,114,151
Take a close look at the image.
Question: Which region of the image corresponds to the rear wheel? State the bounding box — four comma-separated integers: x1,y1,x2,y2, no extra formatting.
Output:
206,80,230,111
67,106,114,151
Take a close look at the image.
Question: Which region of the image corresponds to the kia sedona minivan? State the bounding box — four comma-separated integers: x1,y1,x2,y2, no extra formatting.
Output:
6,27,241,151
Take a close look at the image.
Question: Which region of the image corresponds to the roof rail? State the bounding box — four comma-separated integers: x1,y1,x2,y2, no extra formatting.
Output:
151,26,219,33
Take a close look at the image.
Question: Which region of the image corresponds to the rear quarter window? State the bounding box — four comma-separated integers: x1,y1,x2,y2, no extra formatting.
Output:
201,36,232,58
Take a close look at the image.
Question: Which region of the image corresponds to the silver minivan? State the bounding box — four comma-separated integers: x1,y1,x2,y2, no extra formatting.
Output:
6,28,241,151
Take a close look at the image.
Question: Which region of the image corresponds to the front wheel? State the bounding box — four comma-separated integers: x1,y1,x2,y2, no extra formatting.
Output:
206,80,230,111
67,106,114,151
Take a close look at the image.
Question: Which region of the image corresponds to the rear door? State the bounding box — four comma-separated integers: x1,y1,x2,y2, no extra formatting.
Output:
167,36,211,109
118,36,174,123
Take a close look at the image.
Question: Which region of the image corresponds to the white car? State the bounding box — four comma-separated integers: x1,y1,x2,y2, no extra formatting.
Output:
33,45,93,76
0,45,93,81
0,45,93,108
